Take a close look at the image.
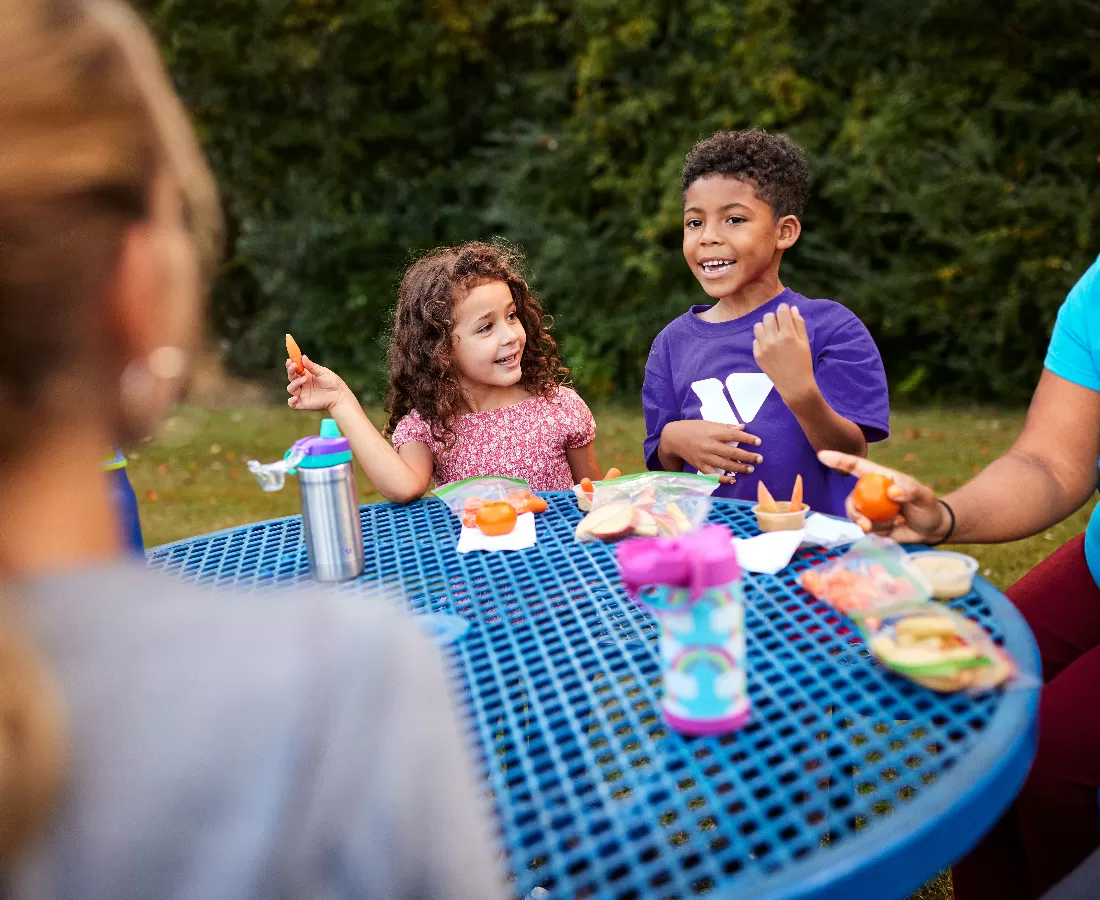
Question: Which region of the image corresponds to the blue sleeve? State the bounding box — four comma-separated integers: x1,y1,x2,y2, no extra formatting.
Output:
1045,255,1100,392
642,332,678,471
815,312,891,443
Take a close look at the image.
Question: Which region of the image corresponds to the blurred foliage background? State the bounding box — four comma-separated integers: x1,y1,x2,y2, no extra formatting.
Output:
138,0,1099,403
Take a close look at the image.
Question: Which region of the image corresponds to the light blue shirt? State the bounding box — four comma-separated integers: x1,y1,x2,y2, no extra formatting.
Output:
1044,253,1100,584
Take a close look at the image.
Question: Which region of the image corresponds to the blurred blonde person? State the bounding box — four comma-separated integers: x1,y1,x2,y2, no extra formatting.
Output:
0,2,506,898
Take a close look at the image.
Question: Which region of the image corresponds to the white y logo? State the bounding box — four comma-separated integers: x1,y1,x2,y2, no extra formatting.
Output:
691,373,774,430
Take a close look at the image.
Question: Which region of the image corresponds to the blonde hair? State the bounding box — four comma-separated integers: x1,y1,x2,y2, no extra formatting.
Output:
0,0,222,861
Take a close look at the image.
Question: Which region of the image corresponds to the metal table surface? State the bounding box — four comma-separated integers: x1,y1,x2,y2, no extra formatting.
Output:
148,494,1040,900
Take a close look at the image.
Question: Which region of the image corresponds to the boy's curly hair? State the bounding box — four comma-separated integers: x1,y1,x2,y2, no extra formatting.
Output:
681,128,809,219
385,241,569,445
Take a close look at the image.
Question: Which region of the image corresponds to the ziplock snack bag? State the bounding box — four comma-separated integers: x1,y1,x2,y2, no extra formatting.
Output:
434,476,547,527
800,535,931,619
575,472,720,543
860,607,1018,693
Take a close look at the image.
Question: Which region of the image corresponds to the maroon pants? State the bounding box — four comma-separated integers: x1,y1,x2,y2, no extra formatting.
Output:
954,534,1100,899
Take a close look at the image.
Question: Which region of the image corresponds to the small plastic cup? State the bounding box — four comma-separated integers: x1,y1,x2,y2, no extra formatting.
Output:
752,501,809,533
907,551,979,599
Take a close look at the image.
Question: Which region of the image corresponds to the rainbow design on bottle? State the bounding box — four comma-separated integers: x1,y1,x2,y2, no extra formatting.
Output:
618,526,749,736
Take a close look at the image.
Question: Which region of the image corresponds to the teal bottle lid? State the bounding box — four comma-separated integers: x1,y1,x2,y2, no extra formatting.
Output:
286,419,353,469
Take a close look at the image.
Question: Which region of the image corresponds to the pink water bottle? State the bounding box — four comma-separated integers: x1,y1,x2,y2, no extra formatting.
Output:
618,525,749,736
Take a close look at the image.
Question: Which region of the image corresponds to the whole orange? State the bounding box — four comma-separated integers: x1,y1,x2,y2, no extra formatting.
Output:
852,474,901,524
475,501,518,536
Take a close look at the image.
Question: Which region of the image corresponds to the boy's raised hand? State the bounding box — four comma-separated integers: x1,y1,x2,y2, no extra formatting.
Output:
287,355,350,412
752,303,814,401
659,419,764,483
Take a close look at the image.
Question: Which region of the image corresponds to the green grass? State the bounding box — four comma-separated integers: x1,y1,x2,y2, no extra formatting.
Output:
129,403,1088,900
128,403,654,547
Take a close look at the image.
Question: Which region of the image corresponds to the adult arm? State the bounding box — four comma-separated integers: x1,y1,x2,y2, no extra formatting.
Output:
820,370,1100,542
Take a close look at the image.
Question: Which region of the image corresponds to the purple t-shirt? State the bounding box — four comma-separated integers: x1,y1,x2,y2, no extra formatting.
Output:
642,288,890,516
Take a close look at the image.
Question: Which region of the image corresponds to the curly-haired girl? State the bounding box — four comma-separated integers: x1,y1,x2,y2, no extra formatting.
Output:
288,242,602,501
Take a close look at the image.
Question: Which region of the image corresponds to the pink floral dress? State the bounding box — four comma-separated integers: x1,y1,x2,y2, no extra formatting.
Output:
391,387,596,491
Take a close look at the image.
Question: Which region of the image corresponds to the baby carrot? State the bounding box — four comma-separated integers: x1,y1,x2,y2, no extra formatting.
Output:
285,333,304,375
757,482,780,514
791,474,803,509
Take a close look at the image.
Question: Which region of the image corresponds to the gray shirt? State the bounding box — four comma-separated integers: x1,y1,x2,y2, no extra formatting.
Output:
7,564,507,900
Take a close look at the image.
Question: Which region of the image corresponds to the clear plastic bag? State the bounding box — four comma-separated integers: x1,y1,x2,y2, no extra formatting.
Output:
434,476,546,528
800,535,931,619
574,472,720,543
859,606,1018,693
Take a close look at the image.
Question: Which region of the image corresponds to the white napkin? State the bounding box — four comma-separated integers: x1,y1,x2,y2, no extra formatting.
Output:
456,512,537,553
802,513,864,549
733,514,864,574
733,530,805,575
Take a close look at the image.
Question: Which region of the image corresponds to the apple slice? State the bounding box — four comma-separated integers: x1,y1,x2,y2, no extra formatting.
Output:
578,503,637,542
633,509,660,537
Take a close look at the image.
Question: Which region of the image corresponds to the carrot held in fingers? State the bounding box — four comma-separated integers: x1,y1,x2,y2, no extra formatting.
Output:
285,334,305,375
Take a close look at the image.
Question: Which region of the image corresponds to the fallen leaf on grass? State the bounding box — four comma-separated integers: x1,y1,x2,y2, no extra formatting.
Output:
157,463,169,475
144,491,158,502
903,453,917,463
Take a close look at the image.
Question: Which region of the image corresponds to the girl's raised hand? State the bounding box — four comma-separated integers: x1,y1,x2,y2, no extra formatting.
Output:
287,355,349,412
817,450,950,543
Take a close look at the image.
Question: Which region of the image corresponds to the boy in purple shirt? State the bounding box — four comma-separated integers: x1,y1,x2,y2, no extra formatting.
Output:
643,129,889,516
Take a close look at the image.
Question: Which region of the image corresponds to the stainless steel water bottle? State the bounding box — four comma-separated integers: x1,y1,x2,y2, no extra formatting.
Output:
291,420,364,582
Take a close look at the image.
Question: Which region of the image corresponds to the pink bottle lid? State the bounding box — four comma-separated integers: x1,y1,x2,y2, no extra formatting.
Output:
617,525,741,599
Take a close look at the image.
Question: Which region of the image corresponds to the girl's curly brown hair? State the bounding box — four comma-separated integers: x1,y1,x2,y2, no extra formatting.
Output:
385,241,569,445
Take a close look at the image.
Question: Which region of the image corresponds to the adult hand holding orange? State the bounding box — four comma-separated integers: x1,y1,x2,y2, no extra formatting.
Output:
817,451,952,544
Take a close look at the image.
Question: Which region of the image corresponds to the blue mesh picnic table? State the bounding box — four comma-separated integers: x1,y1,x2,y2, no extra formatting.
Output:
148,494,1040,900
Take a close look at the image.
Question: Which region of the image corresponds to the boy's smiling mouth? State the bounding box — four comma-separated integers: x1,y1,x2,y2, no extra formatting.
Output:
698,258,736,278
